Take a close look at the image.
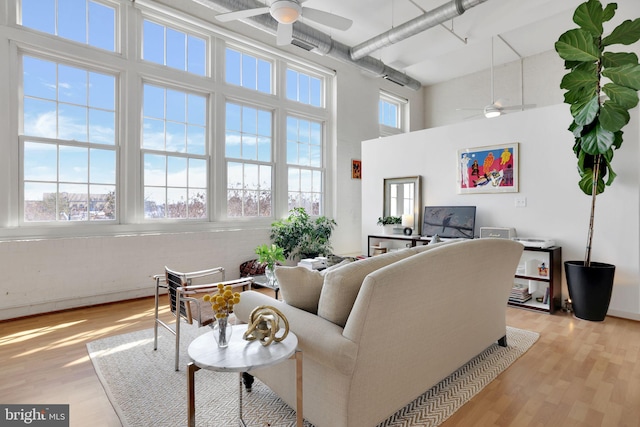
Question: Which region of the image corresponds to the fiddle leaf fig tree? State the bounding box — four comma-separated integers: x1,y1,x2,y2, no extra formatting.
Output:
555,0,640,266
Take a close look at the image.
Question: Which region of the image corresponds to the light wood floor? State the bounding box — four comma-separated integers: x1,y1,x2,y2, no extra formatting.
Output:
1,293,639,427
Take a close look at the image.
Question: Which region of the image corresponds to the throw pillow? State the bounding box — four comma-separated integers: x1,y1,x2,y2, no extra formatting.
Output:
317,249,415,327
275,260,352,314
275,267,324,314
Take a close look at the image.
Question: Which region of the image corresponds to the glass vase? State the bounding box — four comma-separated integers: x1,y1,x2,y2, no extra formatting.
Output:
265,266,277,288
212,316,233,348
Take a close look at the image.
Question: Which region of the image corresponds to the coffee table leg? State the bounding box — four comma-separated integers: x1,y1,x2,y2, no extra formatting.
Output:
238,372,247,426
187,362,200,427
294,350,303,427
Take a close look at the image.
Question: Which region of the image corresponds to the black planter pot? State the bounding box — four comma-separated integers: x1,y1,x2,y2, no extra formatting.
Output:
564,261,615,321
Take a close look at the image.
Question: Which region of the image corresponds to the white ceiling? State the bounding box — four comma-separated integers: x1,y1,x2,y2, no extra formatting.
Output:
274,0,640,86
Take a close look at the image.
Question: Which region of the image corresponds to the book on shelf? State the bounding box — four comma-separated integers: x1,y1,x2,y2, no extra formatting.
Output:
509,283,532,303
543,287,550,304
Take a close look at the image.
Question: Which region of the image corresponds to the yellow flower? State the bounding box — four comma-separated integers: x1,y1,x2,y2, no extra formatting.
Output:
204,285,241,319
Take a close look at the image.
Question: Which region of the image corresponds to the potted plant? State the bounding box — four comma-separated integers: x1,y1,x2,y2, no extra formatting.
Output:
255,243,286,287
377,216,402,235
270,207,337,261
554,0,640,320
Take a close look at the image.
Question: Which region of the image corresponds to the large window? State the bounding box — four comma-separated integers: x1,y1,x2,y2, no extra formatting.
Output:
22,55,117,222
142,84,208,219
286,116,323,215
225,102,273,217
21,0,116,52
8,0,333,233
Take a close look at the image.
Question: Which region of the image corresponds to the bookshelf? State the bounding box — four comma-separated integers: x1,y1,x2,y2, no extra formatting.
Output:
510,246,562,314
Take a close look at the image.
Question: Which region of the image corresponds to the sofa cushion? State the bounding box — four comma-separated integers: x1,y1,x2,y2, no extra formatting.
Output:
275,260,352,314
317,249,416,327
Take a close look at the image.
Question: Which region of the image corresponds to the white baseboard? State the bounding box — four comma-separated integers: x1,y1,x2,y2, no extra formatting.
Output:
0,288,155,321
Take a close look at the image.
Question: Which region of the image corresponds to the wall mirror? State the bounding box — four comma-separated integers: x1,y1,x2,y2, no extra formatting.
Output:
383,176,421,235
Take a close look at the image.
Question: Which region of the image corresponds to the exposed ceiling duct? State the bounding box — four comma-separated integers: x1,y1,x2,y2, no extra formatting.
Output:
192,0,422,90
350,0,489,61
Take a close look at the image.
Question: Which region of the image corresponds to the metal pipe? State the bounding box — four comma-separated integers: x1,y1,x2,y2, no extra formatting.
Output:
350,0,489,61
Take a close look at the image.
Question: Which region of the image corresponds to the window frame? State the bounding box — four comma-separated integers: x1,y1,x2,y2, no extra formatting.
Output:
18,47,121,226
18,0,121,54
1,0,336,239
379,90,408,137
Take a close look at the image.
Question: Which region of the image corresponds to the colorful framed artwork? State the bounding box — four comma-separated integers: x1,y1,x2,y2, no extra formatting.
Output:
351,159,362,180
457,143,519,194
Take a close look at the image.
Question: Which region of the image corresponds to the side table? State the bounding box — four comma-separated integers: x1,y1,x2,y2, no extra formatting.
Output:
187,324,302,426
251,274,280,299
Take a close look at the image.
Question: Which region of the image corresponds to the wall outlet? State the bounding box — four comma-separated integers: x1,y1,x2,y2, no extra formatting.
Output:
514,197,527,208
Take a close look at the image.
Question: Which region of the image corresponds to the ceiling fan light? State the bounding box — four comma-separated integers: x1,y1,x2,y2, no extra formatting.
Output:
484,106,501,119
271,1,301,24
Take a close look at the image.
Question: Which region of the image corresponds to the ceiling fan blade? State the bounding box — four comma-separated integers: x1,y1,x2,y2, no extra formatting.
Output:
215,7,270,22
456,108,483,111
301,7,352,31
500,104,536,111
463,113,484,120
276,22,293,45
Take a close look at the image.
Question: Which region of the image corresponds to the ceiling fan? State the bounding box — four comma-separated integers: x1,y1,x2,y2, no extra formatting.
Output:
457,37,534,119
215,0,353,46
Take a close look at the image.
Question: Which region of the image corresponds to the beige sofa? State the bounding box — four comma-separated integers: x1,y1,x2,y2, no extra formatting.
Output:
235,238,524,427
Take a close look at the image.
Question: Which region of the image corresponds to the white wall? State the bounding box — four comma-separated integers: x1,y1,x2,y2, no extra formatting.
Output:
362,104,640,320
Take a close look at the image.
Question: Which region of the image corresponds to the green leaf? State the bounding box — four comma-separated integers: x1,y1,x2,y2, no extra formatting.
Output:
602,64,640,90
560,69,598,92
570,122,584,140
602,52,639,68
555,29,601,62
578,168,606,195
574,95,600,125
601,149,617,186
612,130,623,149
580,123,615,154
602,83,639,109
573,0,603,36
603,18,640,46
602,3,617,22
600,101,630,132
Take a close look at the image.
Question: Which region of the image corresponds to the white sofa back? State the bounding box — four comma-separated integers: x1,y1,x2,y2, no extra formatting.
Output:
341,238,523,426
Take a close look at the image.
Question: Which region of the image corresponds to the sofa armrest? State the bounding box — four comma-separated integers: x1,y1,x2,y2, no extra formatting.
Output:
235,291,358,376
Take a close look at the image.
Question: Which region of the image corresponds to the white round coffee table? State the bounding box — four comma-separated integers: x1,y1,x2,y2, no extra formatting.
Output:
187,323,302,427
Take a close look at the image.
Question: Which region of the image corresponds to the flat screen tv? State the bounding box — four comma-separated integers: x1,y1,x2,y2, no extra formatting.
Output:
422,206,476,239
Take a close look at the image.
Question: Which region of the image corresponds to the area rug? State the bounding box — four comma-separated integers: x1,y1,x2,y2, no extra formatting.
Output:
87,325,538,427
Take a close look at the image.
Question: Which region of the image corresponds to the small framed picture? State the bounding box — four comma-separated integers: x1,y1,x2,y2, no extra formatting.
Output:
351,159,362,180
457,142,519,194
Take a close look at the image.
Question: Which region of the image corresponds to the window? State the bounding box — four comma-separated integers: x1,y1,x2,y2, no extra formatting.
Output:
7,1,334,233
225,102,273,217
22,55,117,222
142,19,206,76
225,48,272,94
21,0,116,52
286,116,323,215
379,91,408,136
286,68,322,107
142,84,208,219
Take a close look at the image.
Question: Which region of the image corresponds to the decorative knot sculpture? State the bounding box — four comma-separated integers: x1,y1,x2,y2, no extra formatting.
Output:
243,305,289,346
